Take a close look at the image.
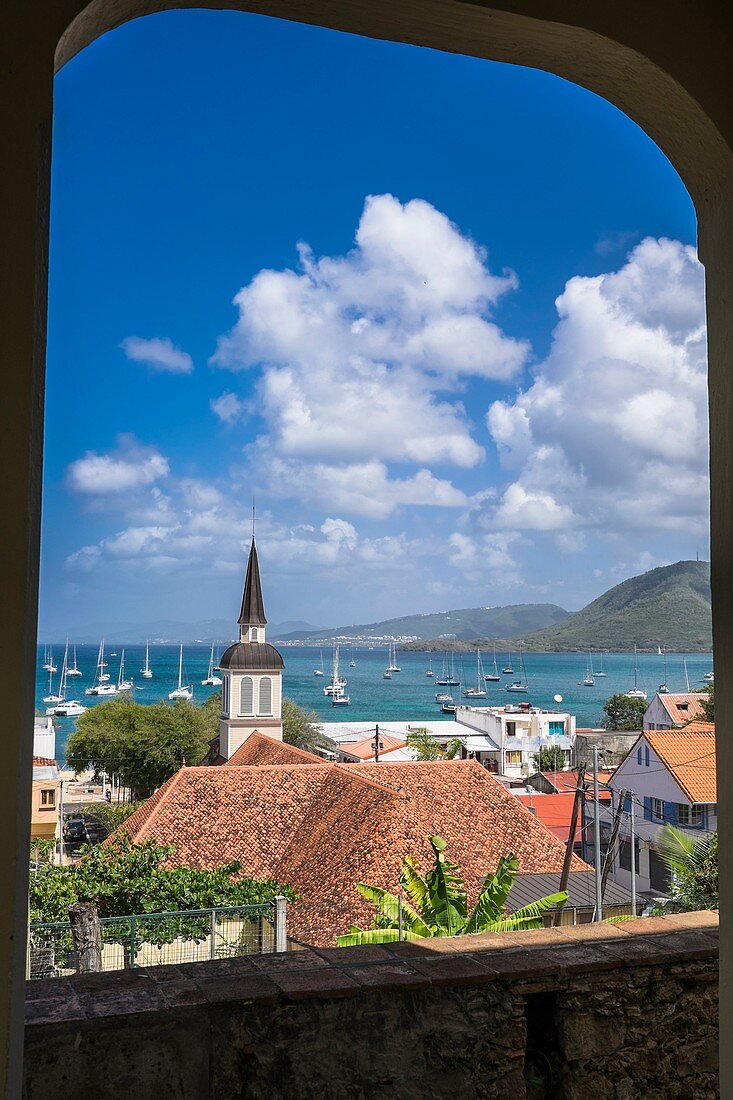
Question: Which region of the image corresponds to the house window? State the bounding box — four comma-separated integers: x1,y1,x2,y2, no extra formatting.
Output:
637,747,642,765
548,720,564,736
222,676,229,714
645,746,650,767
505,751,522,766
239,676,254,716
40,789,55,808
652,797,664,821
250,627,260,642
677,804,704,827
506,721,516,737
258,675,273,716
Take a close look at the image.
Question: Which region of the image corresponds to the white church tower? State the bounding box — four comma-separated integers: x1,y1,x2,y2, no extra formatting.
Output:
218,537,284,759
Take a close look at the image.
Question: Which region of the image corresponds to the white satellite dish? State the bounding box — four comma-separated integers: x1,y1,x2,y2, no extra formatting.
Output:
554,694,563,704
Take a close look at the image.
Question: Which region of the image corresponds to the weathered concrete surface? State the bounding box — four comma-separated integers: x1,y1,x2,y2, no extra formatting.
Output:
23,913,718,1099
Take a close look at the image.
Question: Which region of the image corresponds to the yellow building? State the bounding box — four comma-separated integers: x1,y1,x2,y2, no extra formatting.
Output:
30,757,59,843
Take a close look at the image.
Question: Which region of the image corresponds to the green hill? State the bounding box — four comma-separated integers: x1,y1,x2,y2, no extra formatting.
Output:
276,603,569,643
501,560,711,652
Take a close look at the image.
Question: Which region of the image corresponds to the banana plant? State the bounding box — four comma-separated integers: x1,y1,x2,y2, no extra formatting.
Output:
337,836,566,946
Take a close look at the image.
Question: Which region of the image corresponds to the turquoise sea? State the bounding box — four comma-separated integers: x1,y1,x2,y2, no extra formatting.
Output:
36,644,713,764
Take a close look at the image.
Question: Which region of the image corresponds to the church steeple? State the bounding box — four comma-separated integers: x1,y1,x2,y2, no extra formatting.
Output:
238,538,267,640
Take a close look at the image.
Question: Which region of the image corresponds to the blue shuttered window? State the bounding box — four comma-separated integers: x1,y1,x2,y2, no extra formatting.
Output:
643,796,652,821
663,802,678,825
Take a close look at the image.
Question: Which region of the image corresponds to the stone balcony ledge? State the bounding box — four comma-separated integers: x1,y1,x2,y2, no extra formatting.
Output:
24,912,719,1099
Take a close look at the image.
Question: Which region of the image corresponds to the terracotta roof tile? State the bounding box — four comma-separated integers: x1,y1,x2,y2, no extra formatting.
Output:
32,756,57,768
656,693,707,726
644,726,716,803
517,793,581,843
225,732,324,767
342,733,407,760
540,770,612,799
120,759,588,945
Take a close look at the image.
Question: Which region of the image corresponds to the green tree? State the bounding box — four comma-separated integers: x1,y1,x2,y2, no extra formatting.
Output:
602,693,647,731
532,745,566,772
658,825,718,911
79,801,143,834
281,697,335,755
699,683,714,722
406,728,461,760
29,832,295,925
337,835,566,945
66,697,210,799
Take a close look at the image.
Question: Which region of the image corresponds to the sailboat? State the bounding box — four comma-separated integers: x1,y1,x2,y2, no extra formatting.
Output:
595,652,607,677
85,639,118,696
42,646,57,674
436,652,459,687
502,651,514,675
506,644,529,693
67,643,82,677
48,642,86,716
330,645,350,706
169,644,193,700
387,643,401,673
201,643,222,686
141,640,153,679
658,647,669,694
324,644,347,695
313,648,325,677
582,652,595,687
426,657,434,678
464,647,488,697
624,645,647,700
349,647,356,668
116,650,133,692
42,667,60,704
683,655,691,692
484,645,500,682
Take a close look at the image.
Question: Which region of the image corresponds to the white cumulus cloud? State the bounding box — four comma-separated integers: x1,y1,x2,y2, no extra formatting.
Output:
210,392,245,424
66,437,170,495
121,336,194,374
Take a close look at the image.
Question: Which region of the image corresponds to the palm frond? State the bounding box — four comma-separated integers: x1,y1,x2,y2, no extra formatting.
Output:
400,857,432,915
465,853,519,933
354,882,431,936
425,835,467,934
509,893,567,924
336,926,426,947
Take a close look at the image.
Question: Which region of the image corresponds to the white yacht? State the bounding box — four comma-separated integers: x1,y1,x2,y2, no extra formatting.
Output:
349,647,356,668
505,644,529,693
582,652,595,687
42,667,60,704
464,647,488,698
386,642,401,673
595,652,607,677
169,644,193,700
658,647,669,694
484,645,500,682
426,658,434,678
201,643,222,686
67,644,82,677
42,646,57,674
330,646,350,705
141,640,153,679
313,648,325,677
624,645,647,700
47,644,86,717
436,652,459,687
116,650,133,692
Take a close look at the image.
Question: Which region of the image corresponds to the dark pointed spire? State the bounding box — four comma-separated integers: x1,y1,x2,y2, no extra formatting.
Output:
238,538,267,627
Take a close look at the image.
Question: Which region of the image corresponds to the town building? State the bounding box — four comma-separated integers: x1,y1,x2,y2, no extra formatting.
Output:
573,727,640,768
121,748,590,945
30,757,59,845
33,715,55,760
215,537,285,760
607,723,716,897
643,691,708,730
453,704,576,780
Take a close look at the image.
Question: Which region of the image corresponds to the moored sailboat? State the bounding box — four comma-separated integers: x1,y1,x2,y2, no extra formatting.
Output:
141,640,153,679
464,647,488,698
484,645,500,682
169,644,193,700
201,643,222,686
505,644,529,693
624,645,647,700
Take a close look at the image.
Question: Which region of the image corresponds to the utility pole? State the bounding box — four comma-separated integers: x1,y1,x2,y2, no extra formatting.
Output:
56,778,64,866
553,764,585,927
601,787,625,901
593,746,603,922
629,790,637,916
373,724,380,763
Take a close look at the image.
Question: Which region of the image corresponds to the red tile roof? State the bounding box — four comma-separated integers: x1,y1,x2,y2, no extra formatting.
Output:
656,693,707,726
120,759,588,945
32,756,57,768
224,732,324,767
644,725,716,803
540,770,612,800
341,733,408,760
517,793,581,844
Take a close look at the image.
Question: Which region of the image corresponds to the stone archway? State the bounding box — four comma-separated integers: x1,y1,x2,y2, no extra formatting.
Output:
3,3,732,1095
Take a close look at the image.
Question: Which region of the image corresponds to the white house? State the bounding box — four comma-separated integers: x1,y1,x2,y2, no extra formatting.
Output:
643,692,707,730
454,704,576,780
607,723,716,896
33,715,55,760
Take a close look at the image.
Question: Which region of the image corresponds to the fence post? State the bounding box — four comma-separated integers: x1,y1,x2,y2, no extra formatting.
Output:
274,896,288,953
129,915,137,968
69,903,102,973
210,908,217,961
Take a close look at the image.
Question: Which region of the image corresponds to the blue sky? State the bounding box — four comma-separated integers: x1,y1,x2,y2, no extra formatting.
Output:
41,10,707,636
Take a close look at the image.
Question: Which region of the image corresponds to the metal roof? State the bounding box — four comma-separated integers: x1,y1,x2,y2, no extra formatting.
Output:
238,538,267,626
219,642,284,671
509,871,634,912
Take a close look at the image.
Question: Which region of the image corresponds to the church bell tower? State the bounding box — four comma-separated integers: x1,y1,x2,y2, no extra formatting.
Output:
217,537,284,759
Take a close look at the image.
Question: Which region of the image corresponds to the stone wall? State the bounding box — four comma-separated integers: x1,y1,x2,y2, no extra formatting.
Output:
24,912,718,1099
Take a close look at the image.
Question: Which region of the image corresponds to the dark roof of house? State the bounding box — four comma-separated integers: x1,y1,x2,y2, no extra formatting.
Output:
218,642,284,671
509,871,634,912
119,759,589,945
238,538,267,626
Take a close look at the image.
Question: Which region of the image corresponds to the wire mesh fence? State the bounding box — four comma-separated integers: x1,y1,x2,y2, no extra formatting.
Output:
28,904,277,980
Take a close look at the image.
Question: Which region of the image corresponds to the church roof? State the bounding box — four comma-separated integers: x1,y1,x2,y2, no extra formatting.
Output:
219,641,284,671
238,538,267,626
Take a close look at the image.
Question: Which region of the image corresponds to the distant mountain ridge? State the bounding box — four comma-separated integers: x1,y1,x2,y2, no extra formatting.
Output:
401,560,712,653
41,618,324,645
275,603,569,643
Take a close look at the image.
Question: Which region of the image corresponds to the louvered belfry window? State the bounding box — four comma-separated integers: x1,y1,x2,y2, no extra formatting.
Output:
239,676,254,716
259,676,272,715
